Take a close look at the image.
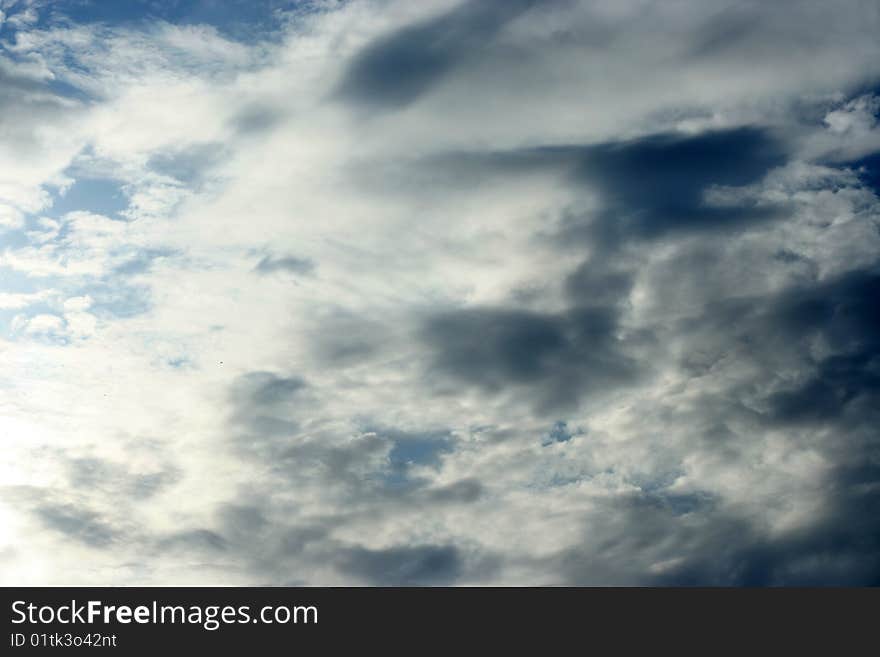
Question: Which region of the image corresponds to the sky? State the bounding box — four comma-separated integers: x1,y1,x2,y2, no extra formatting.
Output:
1,0,879,586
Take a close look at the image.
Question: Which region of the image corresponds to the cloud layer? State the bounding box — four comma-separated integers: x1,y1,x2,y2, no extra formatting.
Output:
1,0,880,585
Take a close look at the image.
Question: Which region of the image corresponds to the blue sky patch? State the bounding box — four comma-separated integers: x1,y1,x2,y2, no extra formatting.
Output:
51,177,129,220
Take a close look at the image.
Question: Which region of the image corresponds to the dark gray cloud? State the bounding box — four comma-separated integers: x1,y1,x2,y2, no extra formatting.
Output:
567,127,788,245
763,275,879,426
337,544,463,585
530,456,880,586
655,466,880,586
422,305,639,412
564,259,633,307
335,0,538,109
670,266,880,427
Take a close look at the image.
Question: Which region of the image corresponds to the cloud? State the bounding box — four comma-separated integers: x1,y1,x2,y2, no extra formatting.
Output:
415,126,789,247
335,0,538,109
1,0,880,586
33,503,119,548
422,306,639,413
337,544,463,585
570,127,788,244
